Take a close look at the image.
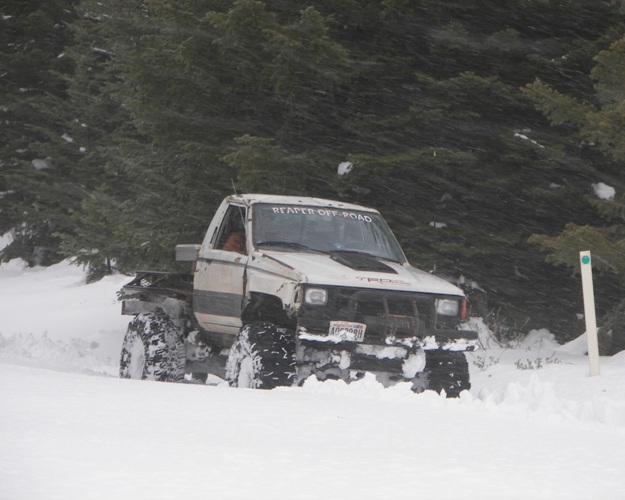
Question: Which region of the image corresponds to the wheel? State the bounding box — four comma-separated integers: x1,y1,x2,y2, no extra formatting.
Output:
119,309,185,382
225,321,297,389
424,350,471,398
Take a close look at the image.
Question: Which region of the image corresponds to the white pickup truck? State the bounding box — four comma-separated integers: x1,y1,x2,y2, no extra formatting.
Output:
119,194,478,396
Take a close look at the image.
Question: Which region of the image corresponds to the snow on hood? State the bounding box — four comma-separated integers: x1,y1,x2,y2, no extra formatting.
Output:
259,251,464,296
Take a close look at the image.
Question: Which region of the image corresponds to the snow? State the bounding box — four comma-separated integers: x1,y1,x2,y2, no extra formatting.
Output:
1,259,625,499
337,161,353,175
429,221,448,228
31,158,52,170
592,182,616,200
513,131,545,148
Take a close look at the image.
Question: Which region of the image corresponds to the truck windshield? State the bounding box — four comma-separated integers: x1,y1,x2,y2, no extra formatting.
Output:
252,204,406,263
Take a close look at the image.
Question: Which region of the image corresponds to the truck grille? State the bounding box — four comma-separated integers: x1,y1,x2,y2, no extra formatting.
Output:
298,287,457,341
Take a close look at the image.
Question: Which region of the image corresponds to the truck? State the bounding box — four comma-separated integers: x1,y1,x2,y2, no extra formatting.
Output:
119,194,478,396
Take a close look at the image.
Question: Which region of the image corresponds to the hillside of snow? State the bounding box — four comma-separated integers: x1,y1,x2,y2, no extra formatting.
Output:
1,258,625,499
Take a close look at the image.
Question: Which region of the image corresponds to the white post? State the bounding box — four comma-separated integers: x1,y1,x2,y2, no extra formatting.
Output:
580,251,600,376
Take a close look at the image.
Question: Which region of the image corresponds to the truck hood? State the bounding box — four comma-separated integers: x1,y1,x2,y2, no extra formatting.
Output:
259,251,464,296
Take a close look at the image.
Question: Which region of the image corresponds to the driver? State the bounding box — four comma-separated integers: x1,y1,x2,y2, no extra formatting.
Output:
222,230,246,254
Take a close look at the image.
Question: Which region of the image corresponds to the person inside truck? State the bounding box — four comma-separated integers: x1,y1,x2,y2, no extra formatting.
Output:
222,230,246,254
218,206,247,254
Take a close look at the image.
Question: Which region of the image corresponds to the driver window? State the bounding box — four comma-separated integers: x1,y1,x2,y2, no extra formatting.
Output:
216,206,247,254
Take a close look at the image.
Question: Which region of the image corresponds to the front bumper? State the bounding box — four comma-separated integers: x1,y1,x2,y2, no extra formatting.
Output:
295,326,478,385
297,327,478,351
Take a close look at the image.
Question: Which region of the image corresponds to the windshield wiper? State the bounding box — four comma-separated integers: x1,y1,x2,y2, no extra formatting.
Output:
255,241,325,253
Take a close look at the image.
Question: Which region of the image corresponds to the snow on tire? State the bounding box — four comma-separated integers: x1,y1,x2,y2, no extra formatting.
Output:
424,350,471,398
119,309,185,382
225,321,297,389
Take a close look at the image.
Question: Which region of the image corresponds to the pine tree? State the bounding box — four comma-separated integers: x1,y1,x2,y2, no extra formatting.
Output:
6,0,625,342
526,31,625,353
63,0,624,338
314,1,621,337
57,0,353,278
47,0,233,276
0,0,80,265
525,30,625,272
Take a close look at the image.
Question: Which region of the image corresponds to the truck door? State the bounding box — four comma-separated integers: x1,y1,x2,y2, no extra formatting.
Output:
194,204,248,338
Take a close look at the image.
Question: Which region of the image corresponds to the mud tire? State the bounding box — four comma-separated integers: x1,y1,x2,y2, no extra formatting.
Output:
425,350,471,398
119,309,185,382
225,321,297,389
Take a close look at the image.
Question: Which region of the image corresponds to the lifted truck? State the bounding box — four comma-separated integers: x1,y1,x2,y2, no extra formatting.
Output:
119,194,478,396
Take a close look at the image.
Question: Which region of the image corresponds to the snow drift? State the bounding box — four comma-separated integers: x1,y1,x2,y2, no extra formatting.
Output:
1,259,624,499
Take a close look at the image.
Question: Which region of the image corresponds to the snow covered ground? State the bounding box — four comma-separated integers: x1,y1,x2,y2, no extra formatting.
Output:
1,258,625,500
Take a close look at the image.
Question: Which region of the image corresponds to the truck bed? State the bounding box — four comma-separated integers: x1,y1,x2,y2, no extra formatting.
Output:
120,271,193,315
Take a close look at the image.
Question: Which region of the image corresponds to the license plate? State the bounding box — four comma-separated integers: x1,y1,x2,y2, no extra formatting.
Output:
328,321,366,342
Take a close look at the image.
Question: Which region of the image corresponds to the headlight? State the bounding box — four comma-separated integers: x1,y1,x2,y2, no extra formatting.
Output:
304,288,327,305
435,298,460,316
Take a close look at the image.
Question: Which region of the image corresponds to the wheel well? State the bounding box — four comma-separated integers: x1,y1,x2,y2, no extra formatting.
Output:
242,293,296,329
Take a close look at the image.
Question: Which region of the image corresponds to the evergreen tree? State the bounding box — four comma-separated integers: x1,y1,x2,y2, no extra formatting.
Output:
56,0,352,278
64,0,625,337
317,0,623,334
525,31,625,353
0,0,79,265
49,0,231,277
5,0,625,342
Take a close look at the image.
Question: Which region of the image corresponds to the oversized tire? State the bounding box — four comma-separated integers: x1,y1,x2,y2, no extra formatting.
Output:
119,308,185,382
424,350,471,398
225,321,297,389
